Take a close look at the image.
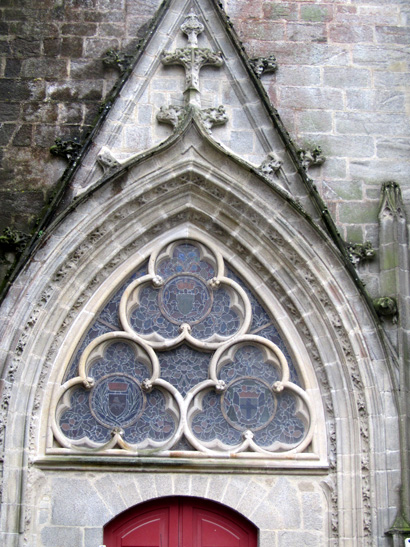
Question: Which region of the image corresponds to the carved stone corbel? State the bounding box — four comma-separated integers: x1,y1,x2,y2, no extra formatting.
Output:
50,137,82,162
298,146,325,170
157,105,187,128
373,297,398,321
249,55,278,77
346,241,375,265
198,105,228,133
258,152,282,177
97,147,121,173
102,49,133,74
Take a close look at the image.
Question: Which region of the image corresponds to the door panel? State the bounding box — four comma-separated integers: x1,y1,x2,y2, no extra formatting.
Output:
104,497,257,547
121,515,166,547
105,503,179,547
197,518,241,546
190,505,251,547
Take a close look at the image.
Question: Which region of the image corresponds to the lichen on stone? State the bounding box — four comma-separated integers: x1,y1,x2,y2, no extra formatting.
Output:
102,49,133,74
346,241,376,265
50,137,82,162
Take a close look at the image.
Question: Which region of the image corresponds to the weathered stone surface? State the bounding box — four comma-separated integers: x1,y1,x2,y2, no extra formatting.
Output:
84,527,103,547
278,531,321,546
323,67,371,88
41,526,82,547
0,1,408,546
51,478,111,526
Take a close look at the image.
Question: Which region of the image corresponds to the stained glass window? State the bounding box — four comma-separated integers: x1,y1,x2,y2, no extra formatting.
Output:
54,239,313,456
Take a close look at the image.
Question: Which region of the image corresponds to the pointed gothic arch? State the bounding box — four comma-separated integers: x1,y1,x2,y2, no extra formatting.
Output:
0,1,403,545
0,128,398,541
45,229,323,461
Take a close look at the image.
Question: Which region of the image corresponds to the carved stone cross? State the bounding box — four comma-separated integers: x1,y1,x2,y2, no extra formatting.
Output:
158,11,228,134
161,12,223,105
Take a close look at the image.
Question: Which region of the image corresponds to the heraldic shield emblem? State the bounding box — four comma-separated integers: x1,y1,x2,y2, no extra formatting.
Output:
90,374,145,429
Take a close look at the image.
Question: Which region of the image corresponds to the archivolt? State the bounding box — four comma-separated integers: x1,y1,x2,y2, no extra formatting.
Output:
0,159,395,541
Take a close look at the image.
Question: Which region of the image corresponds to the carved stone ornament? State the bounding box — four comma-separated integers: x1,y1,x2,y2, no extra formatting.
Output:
346,241,375,265
156,105,187,128
259,152,282,177
198,105,228,133
158,11,229,134
298,146,325,170
0,227,30,257
180,11,204,47
51,238,315,457
50,136,82,162
249,55,278,77
102,49,133,73
379,180,405,219
161,12,223,94
373,297,398,319
162,47,223,93
97,147,121,173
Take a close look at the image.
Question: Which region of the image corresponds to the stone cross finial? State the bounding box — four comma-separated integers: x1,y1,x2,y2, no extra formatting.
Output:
158,11,228,133
161,12,223,104
180,11,204,47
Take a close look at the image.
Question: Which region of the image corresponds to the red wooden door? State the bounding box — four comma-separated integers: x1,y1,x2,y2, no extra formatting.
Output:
104,497,258,547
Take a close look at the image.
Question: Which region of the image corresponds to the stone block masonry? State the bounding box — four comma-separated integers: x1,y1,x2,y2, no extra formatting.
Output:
0,0,161,239
226,0,409,298
0,0,409,299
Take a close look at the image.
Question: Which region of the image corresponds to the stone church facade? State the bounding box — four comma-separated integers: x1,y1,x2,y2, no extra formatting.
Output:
0,0,409,546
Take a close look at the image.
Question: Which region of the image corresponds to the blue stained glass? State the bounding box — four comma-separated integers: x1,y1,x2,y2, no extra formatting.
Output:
65,321,114,381
191,287,241,339
227,269,271,331
160,275,213,324
123,389,176,443
91,374,144,429
158,345,210,396
253,392,306,447
59,388,112,443
189,342,306,447
61,241,306,453
219,345,280,385
130,285,180,338
129,249,241,341
191,390,242,445
64,265,147,381
222,378,276,431
157,243,215,279
256,324,300,385
88,342,150,381
59,385,176,445
227,268,300,386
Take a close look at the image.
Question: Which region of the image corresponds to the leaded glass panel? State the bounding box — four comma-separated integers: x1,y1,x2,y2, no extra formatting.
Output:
54,239,313,456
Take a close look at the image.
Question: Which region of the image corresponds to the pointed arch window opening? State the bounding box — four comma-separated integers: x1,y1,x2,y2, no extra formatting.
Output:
52,238,315,457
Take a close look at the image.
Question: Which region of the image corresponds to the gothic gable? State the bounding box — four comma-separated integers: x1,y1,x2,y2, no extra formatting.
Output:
66,0,327,226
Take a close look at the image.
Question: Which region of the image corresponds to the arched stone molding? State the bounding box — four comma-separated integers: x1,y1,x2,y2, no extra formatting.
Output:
45,229,321,460
0,126,400,544
19,471,329,546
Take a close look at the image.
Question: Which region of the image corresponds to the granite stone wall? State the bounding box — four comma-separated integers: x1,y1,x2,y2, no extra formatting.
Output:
0,0,409,297
226,0,410,298
0,2,407,545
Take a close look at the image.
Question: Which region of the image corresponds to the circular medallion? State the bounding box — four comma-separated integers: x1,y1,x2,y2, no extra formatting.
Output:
90,374,145,429
160,274,213,325
222,377,277,431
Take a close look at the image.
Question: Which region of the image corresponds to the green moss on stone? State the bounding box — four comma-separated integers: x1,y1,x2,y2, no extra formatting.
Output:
326,181,363,201
301,5,331,22
380,247,399,270
339,201,379,224
345,226,364,243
